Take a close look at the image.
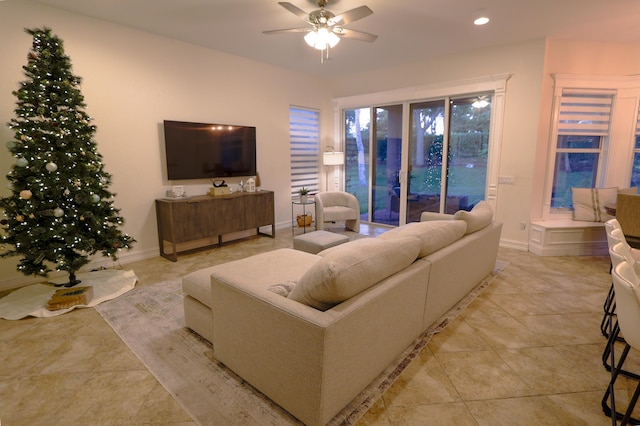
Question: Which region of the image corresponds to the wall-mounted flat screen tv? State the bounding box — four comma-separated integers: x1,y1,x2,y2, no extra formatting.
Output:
163,120,257,180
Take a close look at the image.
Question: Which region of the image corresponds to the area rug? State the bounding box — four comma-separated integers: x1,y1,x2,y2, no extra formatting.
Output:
0,269,137,320
95,261,508,425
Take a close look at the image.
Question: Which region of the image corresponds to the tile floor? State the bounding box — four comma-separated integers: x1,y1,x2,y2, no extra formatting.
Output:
0,224,637,425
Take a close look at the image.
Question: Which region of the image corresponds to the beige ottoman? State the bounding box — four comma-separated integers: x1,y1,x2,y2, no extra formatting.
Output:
293,230,350,254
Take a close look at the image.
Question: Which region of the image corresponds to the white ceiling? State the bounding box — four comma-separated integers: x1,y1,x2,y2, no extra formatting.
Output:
32,0,640,77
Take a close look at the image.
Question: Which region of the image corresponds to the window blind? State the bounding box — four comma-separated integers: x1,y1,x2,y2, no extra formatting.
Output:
557,90,613,136
289,106,320,198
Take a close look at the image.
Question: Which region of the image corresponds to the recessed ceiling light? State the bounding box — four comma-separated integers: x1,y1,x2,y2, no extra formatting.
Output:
474,9,490,26
474,16,490,26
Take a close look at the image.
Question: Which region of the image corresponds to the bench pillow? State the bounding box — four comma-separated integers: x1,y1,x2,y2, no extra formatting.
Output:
288,236,421,311
571,187,617,222
453,201,493,234
377,220,467,257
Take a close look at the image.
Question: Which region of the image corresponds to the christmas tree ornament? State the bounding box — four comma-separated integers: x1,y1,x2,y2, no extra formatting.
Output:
0,27,135,287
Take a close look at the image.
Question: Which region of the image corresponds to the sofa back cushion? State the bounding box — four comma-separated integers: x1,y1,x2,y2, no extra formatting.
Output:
288,236,421,311
377,220,467,257
453,201,493,234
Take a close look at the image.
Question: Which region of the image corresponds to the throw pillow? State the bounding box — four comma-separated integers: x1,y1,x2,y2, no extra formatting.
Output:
377,220,467,257
571,187,617,222
453,201,493,234
288,236,421,311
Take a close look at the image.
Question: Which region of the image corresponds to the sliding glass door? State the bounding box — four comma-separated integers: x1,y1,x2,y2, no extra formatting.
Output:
345,105,403,226
408,95,491,220
345,108,370,223
345,93,492,226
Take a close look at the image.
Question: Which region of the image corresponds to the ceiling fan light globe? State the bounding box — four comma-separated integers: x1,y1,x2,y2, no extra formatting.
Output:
304,30,318,47
327,31,340,48
315,40,328,50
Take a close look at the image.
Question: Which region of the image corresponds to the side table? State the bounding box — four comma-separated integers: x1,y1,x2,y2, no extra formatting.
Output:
292,199,316,234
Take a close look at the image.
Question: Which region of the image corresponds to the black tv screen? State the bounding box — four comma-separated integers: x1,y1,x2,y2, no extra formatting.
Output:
163,120,257,180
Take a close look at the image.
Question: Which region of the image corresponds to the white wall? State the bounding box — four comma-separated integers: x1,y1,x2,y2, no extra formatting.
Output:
0,1,328,288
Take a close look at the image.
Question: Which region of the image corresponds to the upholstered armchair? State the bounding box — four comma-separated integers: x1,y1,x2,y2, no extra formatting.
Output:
315,191,360,232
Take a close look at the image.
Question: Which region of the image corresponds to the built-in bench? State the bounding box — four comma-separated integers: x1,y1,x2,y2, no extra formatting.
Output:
529,219,607,256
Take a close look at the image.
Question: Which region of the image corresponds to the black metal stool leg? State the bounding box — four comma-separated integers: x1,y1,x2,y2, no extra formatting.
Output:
602,283,616,337
622,381,640,425
603,343,640,424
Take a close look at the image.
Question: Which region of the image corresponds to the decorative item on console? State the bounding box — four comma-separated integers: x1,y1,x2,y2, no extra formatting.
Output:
246,178,256,193
171,186,185,198
209,180,231,196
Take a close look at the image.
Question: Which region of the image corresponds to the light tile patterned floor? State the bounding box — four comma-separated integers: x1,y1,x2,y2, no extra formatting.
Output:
0,224,634,425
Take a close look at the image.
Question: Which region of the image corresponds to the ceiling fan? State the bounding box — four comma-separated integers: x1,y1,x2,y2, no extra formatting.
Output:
263,0,377,62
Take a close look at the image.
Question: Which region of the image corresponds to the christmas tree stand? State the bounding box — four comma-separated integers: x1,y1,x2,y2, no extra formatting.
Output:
54,271,82,287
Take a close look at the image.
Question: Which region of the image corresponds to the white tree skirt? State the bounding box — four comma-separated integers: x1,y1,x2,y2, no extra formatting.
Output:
0,269,137,320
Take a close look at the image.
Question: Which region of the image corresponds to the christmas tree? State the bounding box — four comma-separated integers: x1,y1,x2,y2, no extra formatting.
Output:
0,27,135,287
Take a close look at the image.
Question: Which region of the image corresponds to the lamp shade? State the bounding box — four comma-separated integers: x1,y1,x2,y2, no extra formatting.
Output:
323,151,344,166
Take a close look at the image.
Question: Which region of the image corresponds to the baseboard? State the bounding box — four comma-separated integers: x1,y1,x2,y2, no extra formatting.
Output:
499,239,529,252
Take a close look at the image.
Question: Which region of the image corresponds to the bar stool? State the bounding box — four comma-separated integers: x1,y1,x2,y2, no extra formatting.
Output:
602,219,622,337
602,259,640,424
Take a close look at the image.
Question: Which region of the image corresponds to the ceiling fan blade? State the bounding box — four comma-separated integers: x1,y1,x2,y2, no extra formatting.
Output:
277,2,309,20
335,28,378,42
263,27,310,35
331,5,373,25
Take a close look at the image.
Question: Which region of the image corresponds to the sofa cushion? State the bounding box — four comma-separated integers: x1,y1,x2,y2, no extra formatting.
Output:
377,220,467,257
322,206,358,221
571,187,617,222
288,236,421,311
453,201,493,234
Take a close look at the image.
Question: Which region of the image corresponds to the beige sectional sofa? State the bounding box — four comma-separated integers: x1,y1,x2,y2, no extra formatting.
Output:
181,201,502,425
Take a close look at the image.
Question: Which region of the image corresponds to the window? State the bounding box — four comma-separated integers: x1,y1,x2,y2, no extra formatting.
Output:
542,74,640,219
550,90,613,209
289,106,320,198
407,94,492,220
338,75,508,226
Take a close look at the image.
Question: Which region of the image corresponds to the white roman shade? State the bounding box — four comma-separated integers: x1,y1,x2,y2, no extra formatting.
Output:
557,89,614,136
